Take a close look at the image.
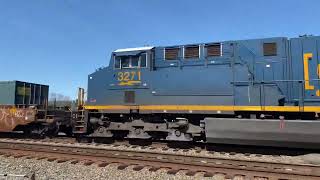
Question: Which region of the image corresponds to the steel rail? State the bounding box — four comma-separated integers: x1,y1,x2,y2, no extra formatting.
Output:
0,139,319,179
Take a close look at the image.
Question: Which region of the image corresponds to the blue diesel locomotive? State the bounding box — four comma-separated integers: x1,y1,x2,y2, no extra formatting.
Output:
74,35,320,148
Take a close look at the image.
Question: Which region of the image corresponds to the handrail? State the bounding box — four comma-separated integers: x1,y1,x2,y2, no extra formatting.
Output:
233,79,320,84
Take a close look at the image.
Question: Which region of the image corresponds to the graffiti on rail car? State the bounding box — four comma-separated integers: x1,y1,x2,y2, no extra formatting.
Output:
0,106,36,131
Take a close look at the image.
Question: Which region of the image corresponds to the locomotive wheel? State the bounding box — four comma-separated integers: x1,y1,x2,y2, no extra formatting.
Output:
175,130,181,137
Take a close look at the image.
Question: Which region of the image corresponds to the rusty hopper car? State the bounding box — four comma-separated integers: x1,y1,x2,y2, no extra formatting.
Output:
72,35,320,148
0,81,71,135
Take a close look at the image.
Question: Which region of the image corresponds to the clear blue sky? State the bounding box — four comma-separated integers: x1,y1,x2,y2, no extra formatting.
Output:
0,0,319,99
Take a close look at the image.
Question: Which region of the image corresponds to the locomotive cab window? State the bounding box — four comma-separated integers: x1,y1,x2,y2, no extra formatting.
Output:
205,43,222,57
263,42,277,56
131,56,139,68
140,53,147,67
114,53,147,69
184,46,199,59
114,57,121,69
165,47,179,60
121,57,130,68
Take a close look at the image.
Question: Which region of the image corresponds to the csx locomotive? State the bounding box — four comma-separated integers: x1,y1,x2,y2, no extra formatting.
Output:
75,35,320,148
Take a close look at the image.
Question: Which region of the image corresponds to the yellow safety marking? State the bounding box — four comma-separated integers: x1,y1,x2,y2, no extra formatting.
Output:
84,105,320,113
118,81,141,86
85,105,139,110
303,53,314,90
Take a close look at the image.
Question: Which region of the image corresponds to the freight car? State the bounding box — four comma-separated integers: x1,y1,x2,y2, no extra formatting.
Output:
0,81,72,136
75,35,320,148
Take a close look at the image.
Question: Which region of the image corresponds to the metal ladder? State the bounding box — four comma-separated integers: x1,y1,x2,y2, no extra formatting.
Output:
73,109,86,133
73,87,87,133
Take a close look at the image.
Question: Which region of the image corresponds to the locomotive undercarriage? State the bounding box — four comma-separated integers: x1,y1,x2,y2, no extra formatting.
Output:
79,110,320,148
88,113,205,141
14,120,73,137
14,121,59,137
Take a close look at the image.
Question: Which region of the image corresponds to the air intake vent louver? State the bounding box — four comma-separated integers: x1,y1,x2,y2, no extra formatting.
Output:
206,44,221,57
184,46,199,59
263,43,277,56
165,48,179,60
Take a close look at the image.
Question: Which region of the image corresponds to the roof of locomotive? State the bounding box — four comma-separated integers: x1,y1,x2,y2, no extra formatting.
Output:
112,36,320,54
112,37,289,53
114,46,154,53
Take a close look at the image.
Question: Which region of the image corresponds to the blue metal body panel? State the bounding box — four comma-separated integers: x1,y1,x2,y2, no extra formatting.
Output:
87,36,320,112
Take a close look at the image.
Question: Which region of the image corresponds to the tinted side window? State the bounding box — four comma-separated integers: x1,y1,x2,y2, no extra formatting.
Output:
114,54,148,69
114,56,121,69
121,57,130,68
131,56,139,67
140,53,147,67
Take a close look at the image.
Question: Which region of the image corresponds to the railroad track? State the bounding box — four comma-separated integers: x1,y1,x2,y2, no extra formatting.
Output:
0,139,319,179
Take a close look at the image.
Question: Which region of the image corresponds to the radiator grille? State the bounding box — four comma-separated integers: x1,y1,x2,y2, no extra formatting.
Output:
184,46,199,59
206,44,221,57
165,48,179,60
263,43,277,56
124,91,135,104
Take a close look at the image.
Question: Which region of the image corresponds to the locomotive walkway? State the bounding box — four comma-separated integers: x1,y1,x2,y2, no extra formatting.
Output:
0,138,319,180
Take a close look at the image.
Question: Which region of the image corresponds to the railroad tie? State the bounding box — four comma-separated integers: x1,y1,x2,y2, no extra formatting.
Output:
97,162,109,167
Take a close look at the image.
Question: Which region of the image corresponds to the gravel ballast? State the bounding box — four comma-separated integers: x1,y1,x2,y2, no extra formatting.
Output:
0,138,317,180
0,156,227,180
0,139,310,165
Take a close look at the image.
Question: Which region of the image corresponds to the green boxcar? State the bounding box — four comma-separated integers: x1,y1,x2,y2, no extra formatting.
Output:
0,81,49,107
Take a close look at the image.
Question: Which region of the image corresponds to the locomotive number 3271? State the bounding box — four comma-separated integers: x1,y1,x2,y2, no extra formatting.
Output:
117,71,141,86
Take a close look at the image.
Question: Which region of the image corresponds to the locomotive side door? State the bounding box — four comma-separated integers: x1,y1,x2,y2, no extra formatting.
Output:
301,37,320,100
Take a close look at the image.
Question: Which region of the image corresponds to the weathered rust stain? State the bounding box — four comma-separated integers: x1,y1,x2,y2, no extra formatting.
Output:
0,106,36,132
